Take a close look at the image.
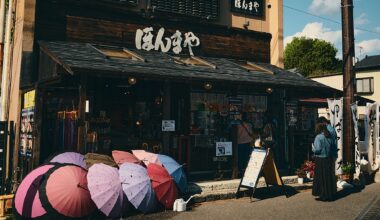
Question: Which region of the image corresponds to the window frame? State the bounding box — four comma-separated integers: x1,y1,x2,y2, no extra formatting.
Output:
356,77,374,95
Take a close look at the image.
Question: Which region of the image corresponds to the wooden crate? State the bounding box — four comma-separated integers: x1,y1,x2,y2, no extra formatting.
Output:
0,194,14,217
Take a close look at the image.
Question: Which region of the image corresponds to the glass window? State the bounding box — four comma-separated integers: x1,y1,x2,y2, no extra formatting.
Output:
356,78,374,94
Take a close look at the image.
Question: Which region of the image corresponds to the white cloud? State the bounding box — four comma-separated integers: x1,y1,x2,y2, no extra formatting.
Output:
355,13,369,26
357,39,380,56
284,22,341,47
309,0,340,15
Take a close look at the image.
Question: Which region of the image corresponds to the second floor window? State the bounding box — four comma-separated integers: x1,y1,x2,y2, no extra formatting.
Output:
356,77,374,94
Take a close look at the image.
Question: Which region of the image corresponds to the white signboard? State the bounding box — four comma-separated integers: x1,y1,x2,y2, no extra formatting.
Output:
135,27,200,56
241,149,267,188
351,103,360,179
162,120,175,132
328,98,343,175
216,142,232,156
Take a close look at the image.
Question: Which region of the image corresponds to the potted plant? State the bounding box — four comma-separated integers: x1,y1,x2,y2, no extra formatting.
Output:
303,160,315,179
340,162,354,181
295,168,306,184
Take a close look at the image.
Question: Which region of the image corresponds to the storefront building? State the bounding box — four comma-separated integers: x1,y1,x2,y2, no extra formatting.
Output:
15,0,337,180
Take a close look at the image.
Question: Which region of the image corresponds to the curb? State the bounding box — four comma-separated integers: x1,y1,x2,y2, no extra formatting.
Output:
186,176,313,203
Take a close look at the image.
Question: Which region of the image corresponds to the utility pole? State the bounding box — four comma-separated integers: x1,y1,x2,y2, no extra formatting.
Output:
341,0,355,175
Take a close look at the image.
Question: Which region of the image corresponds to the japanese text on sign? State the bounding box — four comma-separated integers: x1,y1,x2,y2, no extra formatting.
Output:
231,0,264,17
135,27,200,56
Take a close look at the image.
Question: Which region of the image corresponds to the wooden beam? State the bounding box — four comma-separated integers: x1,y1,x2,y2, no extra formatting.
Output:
191,56,217,69
39,45,74,75
246,61,273,74
123,48,146,62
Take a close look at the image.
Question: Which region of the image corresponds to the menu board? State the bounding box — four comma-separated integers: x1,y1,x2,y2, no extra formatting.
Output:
241,149,267,188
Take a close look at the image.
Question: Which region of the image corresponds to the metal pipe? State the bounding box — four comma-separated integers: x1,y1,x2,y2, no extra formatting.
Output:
0,0,14,121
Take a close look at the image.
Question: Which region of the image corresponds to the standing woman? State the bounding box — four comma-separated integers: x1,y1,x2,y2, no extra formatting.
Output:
312,123,337,201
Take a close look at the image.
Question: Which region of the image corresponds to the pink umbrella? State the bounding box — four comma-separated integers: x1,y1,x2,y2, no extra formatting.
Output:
39,165,96,218
132,150,161,166
14,164,55,219
112,150,144,166
87,163,129,218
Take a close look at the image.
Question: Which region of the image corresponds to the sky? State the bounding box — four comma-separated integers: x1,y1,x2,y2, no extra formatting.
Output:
283,0,380,60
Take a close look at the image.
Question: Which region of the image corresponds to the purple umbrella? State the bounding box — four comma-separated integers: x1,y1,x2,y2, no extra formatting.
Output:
119,163,157,213
87,163,128,217
50,152,86,169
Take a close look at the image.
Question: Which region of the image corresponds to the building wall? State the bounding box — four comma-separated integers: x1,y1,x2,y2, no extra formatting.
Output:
311,71,380,116
226,0,284,68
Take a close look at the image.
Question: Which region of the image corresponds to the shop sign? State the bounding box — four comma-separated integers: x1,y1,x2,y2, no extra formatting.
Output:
24,90,35,109
162,120,175,132
231,0,264,17
216,142,232,156
135,27,200,56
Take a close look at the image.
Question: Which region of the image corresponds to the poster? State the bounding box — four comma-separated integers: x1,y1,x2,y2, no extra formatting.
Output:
285,101,298,127
216,142,232,156
241,149,267,188
162,120,175,131
19,107,34,157
351,103,360,179
328,98,343,175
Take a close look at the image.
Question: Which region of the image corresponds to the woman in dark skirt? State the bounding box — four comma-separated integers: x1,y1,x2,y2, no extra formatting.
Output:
312,123,337,201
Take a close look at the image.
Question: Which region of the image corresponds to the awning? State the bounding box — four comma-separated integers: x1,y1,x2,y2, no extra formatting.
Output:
38,41,339,98
299,96,374,107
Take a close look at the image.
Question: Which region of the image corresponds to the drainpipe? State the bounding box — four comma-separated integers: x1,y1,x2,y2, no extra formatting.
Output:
1,0,13,121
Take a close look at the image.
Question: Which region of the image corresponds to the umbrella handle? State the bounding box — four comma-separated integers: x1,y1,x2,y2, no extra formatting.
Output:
77,183,89,191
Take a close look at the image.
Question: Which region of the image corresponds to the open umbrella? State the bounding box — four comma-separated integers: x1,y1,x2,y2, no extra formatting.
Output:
132,150,161,166
157,154,187,193
119,163,157,213
84,153,117,169
112,150,144,166
14,164,55,219
87,163,128,217
147,163,178,209
39,165,96,218
49,152,86,169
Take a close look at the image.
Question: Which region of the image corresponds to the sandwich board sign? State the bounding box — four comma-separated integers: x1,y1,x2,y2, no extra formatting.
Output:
236,148,288,200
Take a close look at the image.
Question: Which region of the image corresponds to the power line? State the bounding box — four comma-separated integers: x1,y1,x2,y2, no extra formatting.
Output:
283,4,380,36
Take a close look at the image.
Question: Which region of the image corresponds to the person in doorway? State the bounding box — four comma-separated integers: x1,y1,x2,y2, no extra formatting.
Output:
312,122,337,201
237,114,254,176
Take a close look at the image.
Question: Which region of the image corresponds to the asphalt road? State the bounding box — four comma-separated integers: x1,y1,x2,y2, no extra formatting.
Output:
128,183,380,220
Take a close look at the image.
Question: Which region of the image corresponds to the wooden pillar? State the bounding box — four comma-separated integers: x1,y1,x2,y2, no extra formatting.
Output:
162,82,171,154
231,124,239,179
77,74,87,153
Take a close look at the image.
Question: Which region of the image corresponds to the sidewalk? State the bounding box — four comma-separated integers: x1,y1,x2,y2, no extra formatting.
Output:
186,176,313,203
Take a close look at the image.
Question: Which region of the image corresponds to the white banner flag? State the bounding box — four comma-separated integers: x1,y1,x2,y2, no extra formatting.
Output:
351,102,360,179
366,103,380,171
328,98,343,175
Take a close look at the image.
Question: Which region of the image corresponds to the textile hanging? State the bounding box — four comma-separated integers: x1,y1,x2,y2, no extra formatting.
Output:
327,98,343,175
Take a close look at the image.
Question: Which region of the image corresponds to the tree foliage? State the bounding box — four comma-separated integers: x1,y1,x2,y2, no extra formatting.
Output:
284,37,341,77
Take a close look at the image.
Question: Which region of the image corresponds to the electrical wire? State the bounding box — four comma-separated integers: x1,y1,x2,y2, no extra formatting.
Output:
283,4,380,36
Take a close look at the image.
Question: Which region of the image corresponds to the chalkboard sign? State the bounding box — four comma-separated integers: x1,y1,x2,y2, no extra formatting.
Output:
237,148,287,200
241,149,267,188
